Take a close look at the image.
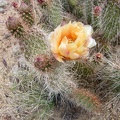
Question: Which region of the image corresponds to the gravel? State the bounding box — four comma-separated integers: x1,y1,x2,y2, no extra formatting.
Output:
0,0,8,13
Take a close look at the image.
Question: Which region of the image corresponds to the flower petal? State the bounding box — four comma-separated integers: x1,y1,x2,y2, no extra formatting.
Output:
67,42,77,51
50,26,62,53
58,36,69,57
53,54,64,62
76,46,89,57
48,32,54,41
84,25,93,36
61,21,71,39
70,22,84,40
87,37,96,48
69,52,80,59
76,46,86,54
75,31,86,46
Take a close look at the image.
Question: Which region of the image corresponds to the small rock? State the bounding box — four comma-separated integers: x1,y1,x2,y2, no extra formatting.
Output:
0,0,7,7
0,0,7,13
2,58,7,68
0,8,4,13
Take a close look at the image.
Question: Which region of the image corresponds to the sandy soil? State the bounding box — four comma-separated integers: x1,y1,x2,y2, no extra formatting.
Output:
0,0,18,72
0,0,24,119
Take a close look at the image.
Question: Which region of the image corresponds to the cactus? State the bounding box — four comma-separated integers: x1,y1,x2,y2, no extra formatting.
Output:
11,63,54,119
12,1,34,27
6,16,25,38
62,0,103,31
18,2,34,26
48,0,63,28
100,2,120,44
62,0,83,19
22,0,32,5
72,88,101,112
21,32,47,61
95,56,120,97
38,0,63,30
71,60,94,80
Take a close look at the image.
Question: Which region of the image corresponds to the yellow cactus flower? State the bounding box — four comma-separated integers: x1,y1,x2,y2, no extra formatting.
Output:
49,21,96,62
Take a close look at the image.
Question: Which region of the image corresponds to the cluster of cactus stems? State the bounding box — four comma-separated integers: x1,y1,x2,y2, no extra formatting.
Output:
4,0,120,119
13,1,34,27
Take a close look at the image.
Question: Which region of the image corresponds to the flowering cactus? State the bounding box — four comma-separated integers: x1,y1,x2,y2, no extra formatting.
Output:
49,21,96,62
4,0,120,120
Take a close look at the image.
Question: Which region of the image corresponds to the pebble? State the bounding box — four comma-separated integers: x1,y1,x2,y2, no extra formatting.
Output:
0,0,8,13
0,0,7,7
0,8,4,13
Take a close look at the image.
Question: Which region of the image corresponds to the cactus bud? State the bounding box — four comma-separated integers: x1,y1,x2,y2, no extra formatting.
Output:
37,0,45,4
6,16,20,30
90,53,103,63
12,2,18,8
6,16,25,38
19,2,30,13
94,53,103,62
18,2,34,26
37,0,51,6
34,54,57,72
96,53,103,59
94,6,102,16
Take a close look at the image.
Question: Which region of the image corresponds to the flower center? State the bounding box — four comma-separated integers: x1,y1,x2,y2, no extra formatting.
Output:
68,38,74,43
